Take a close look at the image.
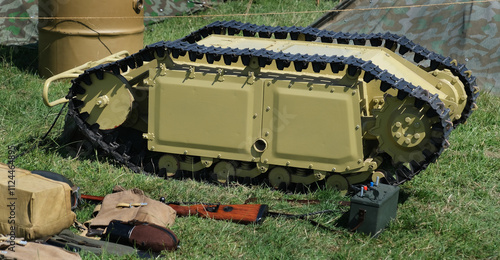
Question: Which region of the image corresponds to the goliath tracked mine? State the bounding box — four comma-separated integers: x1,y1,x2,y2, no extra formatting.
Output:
43,21,478,193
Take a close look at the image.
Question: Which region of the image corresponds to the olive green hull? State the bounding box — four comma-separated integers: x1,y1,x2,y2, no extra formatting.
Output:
45,21,478,192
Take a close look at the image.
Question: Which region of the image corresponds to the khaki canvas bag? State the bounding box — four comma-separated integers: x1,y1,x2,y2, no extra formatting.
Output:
89,186,176,231
0,163,76,240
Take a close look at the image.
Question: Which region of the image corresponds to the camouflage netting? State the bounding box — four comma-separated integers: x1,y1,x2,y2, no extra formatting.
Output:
312,0,500,94
0,0,220,46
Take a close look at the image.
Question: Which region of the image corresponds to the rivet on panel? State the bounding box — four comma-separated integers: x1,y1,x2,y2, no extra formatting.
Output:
309,164,313,169
266,106,271,112
264,159,268,164
286,161,290,166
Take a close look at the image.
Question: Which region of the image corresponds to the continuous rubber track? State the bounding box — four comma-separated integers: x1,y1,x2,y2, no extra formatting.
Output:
66,21,478,186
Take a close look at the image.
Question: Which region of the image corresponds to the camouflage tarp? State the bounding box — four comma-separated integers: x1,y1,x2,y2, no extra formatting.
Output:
311,0,500,94
0,0,38,46
0,0,220,46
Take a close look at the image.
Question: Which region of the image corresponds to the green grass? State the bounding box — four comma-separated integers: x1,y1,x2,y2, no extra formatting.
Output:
1,0,499,259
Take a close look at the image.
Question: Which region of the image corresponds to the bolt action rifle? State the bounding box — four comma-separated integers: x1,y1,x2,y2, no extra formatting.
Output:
80,195,268,225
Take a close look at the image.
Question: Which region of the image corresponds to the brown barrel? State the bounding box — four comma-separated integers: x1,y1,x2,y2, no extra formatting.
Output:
38,0,144,78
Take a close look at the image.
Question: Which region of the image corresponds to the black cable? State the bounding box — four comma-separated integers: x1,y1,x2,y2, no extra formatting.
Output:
11,102,67,162
45,20,112,55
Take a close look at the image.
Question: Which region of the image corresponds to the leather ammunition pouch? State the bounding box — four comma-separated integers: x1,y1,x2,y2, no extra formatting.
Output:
105,220,180,252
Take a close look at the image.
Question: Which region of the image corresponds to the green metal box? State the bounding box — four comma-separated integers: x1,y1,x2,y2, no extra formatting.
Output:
349,183,399,236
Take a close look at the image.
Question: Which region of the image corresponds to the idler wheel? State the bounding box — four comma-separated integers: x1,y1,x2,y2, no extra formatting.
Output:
75,72,133,130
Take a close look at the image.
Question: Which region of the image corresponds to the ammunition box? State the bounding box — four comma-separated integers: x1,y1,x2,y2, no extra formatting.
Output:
349,183,399,236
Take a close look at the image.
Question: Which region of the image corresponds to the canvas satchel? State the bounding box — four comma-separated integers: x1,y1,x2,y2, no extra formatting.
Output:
0,163,76,240
88,186,176,231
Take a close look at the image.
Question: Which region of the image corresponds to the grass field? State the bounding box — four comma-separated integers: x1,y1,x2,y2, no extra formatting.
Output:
1,0,499,259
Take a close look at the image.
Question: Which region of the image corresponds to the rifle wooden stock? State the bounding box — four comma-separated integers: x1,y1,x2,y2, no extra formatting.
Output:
81,194,268,224
167,204,268,224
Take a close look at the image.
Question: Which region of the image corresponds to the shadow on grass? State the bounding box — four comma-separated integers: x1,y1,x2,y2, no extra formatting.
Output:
0,44,39,74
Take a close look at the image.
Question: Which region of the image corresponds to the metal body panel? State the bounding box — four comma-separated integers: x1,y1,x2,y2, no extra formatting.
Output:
261,80,363,172
149,69,263,162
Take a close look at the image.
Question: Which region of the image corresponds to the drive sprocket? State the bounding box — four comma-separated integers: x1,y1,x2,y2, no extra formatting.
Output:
371,95,441,166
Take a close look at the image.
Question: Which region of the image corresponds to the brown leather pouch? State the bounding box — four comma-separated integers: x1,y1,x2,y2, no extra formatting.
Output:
104,220,179,252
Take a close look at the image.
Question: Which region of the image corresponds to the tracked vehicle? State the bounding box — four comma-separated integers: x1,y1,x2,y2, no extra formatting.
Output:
43,21,478,193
